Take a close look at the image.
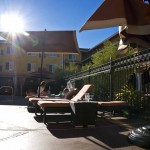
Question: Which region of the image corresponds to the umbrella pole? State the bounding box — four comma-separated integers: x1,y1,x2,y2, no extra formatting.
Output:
38,49,44,97
38,29,46,97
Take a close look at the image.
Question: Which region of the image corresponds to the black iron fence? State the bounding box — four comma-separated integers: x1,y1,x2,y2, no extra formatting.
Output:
67,48,150,115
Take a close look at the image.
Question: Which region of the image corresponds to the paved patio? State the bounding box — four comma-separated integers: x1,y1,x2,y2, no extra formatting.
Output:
0,96,149,150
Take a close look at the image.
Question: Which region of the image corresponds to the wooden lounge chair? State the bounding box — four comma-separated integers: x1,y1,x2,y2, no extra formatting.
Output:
37,84,94,123
25,86,69,110
27,88,79,112
25,86,49,111
26,96,49,111
97,100,131,117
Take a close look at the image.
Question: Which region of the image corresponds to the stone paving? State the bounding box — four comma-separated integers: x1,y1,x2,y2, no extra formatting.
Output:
0,96,149,150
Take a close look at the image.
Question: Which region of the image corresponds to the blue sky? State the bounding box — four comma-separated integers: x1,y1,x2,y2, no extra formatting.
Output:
0,0,118,49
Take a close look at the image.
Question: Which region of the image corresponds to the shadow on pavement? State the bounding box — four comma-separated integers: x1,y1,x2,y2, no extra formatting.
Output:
45,116,149,149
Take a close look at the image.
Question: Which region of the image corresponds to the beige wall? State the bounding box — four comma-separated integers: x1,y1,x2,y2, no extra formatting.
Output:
0,42,81,78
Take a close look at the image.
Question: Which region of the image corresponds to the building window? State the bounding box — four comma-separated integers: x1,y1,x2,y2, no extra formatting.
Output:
49,64,56,73
7,47,11,54
27,63,35,71
5,62,14,71
0,50,4,56
0,65,2,72
50,54,57,57
28,53,37,57
6,47,14,54
69,54,76,60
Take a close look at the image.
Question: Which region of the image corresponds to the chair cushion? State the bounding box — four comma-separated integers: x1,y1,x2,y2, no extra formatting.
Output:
29,98,69,104
38,100,70,108
98,101,128,107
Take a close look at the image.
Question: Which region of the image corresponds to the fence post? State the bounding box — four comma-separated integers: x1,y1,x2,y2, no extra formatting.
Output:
88,66,91,83
110,57,114,100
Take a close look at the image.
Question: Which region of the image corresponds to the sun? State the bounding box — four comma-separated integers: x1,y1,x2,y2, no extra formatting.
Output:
1,13,25,34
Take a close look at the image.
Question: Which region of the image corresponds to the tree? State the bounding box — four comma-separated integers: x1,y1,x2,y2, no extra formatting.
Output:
65,62,80,76
91,40,118,66
55,67,66,80
81,62,92,71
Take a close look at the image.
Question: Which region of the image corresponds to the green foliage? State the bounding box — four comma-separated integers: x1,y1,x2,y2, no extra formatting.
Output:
115,85,143,109
91,40,118,66
81,62,92,71
65,62,80,76
55,67,66,80
126,45,135,56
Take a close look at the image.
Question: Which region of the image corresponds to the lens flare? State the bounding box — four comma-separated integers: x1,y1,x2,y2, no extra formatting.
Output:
1,13,25,34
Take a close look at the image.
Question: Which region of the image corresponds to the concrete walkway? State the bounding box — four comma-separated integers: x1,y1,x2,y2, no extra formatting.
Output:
0,96,148,150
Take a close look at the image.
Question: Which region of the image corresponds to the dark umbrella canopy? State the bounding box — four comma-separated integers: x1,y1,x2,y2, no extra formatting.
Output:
80,0,150,34
0,30,80,54
0,30,80,97
80,0,150,55
118,26,150,55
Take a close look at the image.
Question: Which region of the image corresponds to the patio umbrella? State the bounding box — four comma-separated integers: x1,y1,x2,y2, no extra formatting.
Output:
0,30,79,54
80,0,150,55
80,0,150,33
0,30,79,69
0,30,80,96
118,26,150,55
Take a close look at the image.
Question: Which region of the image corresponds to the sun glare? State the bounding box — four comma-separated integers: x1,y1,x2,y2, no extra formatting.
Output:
1,13,25,34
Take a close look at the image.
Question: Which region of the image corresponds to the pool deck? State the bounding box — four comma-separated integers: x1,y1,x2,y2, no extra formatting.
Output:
0,96,149,150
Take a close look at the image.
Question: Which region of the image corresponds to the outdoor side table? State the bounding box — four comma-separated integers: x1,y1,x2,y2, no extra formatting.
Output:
69,101,98,127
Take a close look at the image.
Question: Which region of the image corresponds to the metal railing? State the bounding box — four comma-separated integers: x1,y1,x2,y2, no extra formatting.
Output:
67,48,150,115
